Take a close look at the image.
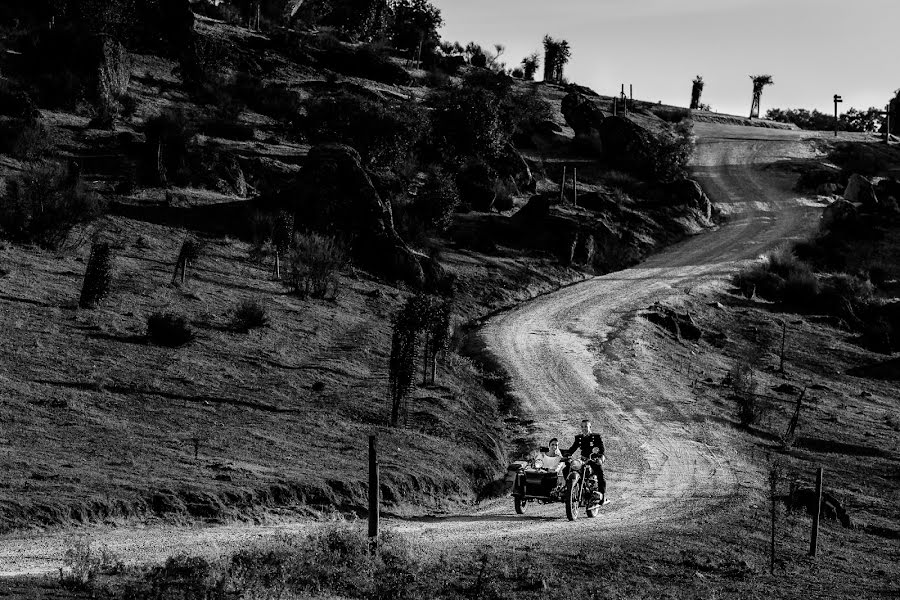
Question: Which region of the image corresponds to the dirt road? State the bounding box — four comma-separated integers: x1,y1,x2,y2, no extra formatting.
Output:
0,123,833,577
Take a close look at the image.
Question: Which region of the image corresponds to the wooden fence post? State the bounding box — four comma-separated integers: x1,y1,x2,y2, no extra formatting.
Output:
769,466,778,574
369,435,379,541
779,321,787,374
809,467,823,556
573,168,578,207
560,166,567,203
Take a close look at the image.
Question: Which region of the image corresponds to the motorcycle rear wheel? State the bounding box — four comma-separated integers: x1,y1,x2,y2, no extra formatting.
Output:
514,497,527,514
565,478,580,521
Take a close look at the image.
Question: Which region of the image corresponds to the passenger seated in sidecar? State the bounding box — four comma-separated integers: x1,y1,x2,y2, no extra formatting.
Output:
536,438,564,472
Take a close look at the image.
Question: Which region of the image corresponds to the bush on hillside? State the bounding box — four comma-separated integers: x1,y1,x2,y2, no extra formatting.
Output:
142,109,197,185
286,232,345,299
733,249,818,308
230,299,269,333
729,361,762,428
412,167,459,232
0,161,100,249
304,90,427,170
638,120,695,182
455,160,499,212
0,119,51,159
200,117,255,141
147,312,194,347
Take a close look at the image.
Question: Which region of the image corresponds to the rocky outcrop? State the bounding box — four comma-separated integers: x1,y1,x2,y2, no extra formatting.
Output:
286,144,425,286
642,303,703,341
843,173,878,207
822,199,858,229
668,178,715,223
561,90,607,140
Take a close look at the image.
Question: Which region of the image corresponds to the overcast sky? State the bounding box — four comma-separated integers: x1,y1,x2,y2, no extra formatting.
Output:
431,0,898,117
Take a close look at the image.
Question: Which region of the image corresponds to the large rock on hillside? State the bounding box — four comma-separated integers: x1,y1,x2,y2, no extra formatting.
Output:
561,90,607,140
668,178,715,222
288,144,424,286
821,199,858,229
843,173,878,207
597,116,653,164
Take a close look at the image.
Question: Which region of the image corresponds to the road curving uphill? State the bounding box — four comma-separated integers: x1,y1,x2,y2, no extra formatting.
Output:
0,122,833,577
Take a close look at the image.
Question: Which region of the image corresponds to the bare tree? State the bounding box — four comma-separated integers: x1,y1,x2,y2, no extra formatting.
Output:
750,74,774,119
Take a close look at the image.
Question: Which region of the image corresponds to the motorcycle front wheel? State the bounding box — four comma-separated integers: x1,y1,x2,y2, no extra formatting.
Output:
514,497,527,514
565,478,580,521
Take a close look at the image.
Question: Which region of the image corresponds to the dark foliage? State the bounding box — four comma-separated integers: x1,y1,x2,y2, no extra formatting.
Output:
413,167,459,232
0,119,51,159
455,160,498,212
0,161,99,249
230,299,269,332
286,232,345,299
232,73,303,126
79,241,113,308
147,312,195,347
304,90,427,169
766,107,883,133
142,109,197,185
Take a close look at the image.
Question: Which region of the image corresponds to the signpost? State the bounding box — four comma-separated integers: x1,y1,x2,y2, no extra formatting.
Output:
833,95,843,137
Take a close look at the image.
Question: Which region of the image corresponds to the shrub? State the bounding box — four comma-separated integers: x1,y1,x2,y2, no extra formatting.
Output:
147,312,194,347
60,538,124,591
230,299,269,333
286,232,345,299
455,160,498,212
818,273,873,320
0,119,51,159
0,81,39,120
413,167,459,231
650,106,691,123
305,90,427,169
0,161,100,249
733,248,819,308
143,109,197,185
639,120,695,182
79,242,113,309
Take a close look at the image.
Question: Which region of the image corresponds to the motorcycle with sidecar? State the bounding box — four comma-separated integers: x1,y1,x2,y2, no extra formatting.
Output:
509,446,605,521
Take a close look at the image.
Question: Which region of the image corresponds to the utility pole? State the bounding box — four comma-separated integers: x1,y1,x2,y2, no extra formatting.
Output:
833,94,843,137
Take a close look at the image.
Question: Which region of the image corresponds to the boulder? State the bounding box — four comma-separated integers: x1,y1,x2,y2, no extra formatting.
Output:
816,182,841,196
560,90,607,139
821,199,858,229
598,116,653,162
287,144,424,286
668,178,714,222
642,304,703,341
843,173,878,207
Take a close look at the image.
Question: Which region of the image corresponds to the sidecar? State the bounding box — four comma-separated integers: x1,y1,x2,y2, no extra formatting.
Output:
509,454,567,514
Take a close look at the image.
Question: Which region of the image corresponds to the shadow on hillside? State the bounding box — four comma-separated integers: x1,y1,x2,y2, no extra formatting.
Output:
847,357,900,381
110,198,268,239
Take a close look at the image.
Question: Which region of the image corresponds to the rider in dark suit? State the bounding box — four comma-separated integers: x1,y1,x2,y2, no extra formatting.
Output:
566,419,607,502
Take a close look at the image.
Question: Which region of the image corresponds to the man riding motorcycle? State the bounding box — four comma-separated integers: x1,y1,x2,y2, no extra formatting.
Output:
565,418,607,504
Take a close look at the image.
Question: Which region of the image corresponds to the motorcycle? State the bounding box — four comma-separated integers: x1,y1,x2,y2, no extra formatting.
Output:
509,446,605,521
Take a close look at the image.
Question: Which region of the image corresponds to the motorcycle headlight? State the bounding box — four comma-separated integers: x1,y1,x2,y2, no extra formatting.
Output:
533,459,543,468
570,459,582,470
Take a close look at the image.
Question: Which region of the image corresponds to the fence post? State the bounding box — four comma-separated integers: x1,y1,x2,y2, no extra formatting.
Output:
368,435,379,541
560,166,567,203
573,168,578,207
779,321,787,374
769,466,778,574
809,467,823,556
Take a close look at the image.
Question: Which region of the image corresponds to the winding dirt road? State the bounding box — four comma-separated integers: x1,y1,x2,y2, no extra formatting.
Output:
0,123,835,577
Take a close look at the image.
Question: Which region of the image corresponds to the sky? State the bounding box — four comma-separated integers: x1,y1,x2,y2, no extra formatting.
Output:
430,0,899,117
